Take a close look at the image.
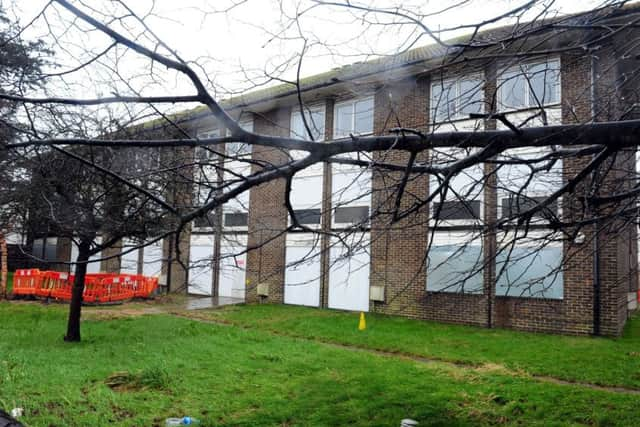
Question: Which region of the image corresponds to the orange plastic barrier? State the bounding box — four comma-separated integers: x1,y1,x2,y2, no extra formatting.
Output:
82,275,106,303
102,275,135,302
12,269,42,296
11,269,159,303
36,271,71,298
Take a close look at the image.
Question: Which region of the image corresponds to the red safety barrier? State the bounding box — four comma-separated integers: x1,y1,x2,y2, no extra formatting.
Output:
12,269,42,296
49,272,73,301
36,271,70,299
102,275,135,302
82,275,106,303
145,276,159,296
10,269,158,303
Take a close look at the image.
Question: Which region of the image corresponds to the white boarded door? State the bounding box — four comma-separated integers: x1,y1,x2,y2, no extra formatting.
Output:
120,239,140,274
218,234,247,299
284,233,322,307
328,233,370,312
189,234,215,295
142,239,163,278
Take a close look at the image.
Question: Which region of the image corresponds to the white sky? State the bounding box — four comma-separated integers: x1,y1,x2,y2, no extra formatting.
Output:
8,0,608,103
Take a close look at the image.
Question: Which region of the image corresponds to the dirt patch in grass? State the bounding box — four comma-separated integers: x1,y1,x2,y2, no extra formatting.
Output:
83,306,163,321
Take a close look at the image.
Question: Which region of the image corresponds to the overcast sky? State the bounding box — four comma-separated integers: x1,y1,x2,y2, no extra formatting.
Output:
8,0,608,102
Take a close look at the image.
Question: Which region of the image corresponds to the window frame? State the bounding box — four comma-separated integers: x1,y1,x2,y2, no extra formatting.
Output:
290,104,326,142
497,57,561,112
333,96,375,139
495,146,563,223
426,230,485,294
430,73,485,123
428,147,485,227
495,230,564,300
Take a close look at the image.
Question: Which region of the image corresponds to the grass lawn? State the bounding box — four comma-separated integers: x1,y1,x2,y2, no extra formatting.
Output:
1,302,639,426
6,272,13,294
200,304,640,390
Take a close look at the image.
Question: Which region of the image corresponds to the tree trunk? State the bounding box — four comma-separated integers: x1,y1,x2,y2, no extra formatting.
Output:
64,238,91,342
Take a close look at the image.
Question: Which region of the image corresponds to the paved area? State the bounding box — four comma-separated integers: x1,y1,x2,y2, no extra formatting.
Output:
184,296,244,310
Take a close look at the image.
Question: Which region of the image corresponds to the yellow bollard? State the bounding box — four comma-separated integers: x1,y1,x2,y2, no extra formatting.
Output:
358,312,366,331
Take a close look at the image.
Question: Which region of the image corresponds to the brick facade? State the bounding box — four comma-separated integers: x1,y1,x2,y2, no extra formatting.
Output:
235,48,637,336
90,9,639,336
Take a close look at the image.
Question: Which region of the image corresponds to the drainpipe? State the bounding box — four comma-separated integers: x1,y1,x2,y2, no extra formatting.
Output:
593,217,601,336
590,52,601,336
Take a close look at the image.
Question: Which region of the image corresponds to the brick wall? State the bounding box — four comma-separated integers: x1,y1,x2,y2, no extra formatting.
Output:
245,108,291,303
231,50,634,336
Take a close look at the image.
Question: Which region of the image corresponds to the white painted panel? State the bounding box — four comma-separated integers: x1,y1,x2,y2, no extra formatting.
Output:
189,234,215,296
142,239,163,278
291,173,323,209
120,239,140,274
70,237,102,274
328,233,370,312
218,234,247,299
284,233,321,307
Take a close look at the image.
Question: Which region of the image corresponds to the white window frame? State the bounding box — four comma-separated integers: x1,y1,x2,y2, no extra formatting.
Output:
290,105,325,142
331,165,372,228
495,230,564,300
496,146,563,223
429,147,485,227
426,230,484,294
430,73,485,123
333,96,374,139
222,117,253,232
497,58,561,113
193,128,222,231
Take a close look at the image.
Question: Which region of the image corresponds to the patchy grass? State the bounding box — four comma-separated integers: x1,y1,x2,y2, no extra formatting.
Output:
203,304,640,389
1,302,639,426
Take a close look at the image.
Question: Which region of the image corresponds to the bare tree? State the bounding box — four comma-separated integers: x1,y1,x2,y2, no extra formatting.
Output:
1,0,640,338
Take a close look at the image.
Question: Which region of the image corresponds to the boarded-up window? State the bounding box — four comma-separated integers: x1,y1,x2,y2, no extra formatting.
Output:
224,212,248,227
292,209,321,224
432,201,481,220
194,212,216,228
335,206,370,224
501,196,557,219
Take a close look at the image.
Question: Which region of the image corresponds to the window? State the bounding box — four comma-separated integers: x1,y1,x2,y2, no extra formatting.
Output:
429,148,484,224
427,232,483,293
498,59,560,111
496,147,562,221
197,129,221,161
224,212,248,227
501,195,558,219
332,166,372,227
32,237,58,261
225,118,254,158
291,209,321,225
291,107,325,141
495,233,563,299
432,201,481,221
334,206,370,224
431,75,484,122
334,97,374,138
193,212,216,229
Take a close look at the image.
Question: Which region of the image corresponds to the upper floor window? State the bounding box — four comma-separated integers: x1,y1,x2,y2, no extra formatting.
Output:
429,147,484,225
431,75,484,123
291,106,325,141
197,128,221,161
334,97,374,138
498,58,560,111
226,119,254,158
496,147,562,223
